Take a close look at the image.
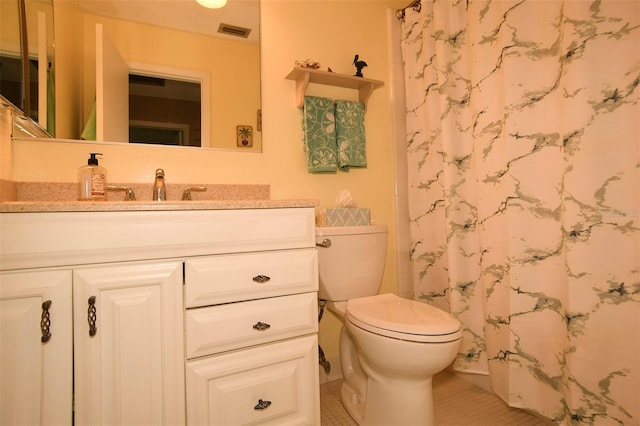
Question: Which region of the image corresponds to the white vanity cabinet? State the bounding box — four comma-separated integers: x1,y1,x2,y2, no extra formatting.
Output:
0,270,73,426
0,205,320,426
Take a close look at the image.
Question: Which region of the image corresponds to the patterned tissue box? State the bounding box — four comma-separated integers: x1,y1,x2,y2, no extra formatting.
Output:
326,208,371,226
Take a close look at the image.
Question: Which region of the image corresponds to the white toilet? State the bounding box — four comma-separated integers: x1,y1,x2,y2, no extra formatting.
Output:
316,225,462,426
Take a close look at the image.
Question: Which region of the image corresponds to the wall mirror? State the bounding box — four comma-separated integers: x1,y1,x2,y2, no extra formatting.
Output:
10,0,262,152
0,0,55,134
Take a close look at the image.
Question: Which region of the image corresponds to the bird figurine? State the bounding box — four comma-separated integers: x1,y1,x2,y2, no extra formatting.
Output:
353,54,367,77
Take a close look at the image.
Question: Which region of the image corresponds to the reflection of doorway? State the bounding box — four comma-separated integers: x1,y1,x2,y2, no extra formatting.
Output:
129,74,201,147
0,56,43,121
0,55,24,110
96,25,210,144
129,120,190,146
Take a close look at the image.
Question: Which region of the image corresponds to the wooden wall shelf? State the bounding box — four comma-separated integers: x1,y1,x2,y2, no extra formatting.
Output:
285,67,384,111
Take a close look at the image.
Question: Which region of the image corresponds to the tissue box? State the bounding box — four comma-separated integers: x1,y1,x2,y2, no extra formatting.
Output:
326,208,371,226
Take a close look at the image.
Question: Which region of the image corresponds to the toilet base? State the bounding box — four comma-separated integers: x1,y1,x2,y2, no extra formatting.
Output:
340,376,435,426
339,318,460,426
340,380,365,424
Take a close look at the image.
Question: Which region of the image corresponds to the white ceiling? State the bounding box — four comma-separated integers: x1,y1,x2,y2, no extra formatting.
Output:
69,0,260,43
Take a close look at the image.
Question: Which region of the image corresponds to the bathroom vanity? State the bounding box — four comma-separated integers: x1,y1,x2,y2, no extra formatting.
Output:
0,201,320,425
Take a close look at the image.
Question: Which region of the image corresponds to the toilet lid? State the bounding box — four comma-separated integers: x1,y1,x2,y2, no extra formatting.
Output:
345,293,462,343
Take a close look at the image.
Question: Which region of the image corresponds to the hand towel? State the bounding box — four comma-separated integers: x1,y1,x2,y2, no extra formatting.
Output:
303,96,337,173
335,100,366,171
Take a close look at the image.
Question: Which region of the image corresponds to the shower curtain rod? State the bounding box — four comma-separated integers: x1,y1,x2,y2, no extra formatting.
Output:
396,0,421,20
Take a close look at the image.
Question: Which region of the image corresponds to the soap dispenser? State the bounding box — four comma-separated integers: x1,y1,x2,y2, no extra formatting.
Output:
78,153,107,201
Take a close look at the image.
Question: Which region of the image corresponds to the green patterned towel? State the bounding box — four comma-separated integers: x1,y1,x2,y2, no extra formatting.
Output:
303,96,337,173
335,100,366,171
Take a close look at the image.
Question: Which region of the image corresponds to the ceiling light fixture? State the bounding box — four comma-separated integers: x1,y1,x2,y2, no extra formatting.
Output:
196,0,227,9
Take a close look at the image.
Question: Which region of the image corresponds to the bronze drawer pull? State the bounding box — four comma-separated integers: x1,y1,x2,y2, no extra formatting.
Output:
252,321,271,331
41,300,52,343
252,275,271,283
88,296,97,337
254,399,272,410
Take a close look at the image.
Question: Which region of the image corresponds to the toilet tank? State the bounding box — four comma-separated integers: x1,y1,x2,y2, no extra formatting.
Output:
316,225,388,302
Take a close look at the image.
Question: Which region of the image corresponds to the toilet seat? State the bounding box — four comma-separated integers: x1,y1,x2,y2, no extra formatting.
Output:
345,293,462,343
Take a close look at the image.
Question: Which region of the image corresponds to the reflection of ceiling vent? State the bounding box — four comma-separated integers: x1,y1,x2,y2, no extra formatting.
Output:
218,23,251,38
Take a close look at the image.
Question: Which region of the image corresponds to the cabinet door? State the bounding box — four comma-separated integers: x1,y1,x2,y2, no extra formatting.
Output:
186,335,320,426
0,270,72,425
73,261,184,426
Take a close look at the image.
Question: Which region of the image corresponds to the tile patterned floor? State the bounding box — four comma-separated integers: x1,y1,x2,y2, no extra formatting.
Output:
320,370,555,426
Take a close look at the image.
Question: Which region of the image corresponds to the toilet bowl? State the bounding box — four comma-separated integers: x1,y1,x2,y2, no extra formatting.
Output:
316,226,462,426
327,294,461,425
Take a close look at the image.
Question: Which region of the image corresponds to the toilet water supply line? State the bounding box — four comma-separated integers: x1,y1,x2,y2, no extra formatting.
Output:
318,300,331,375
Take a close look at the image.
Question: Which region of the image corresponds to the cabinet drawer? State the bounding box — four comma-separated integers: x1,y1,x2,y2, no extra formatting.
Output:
186,335,320,426
185,249,318,307
186,292,317,358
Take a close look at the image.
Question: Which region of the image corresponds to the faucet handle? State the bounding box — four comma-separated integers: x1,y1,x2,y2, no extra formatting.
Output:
182,186,207,201
106,185,136,201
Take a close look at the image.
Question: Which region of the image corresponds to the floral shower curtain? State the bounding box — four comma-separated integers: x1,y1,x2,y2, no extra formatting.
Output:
400,0,639,423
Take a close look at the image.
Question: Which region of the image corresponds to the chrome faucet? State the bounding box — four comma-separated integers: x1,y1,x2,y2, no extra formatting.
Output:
153,169,166,201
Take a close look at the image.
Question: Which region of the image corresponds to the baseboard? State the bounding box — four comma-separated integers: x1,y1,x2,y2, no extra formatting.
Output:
453,370,492,392
318,356,343,384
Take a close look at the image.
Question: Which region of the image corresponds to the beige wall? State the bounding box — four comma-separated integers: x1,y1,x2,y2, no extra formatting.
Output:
6,0,405,360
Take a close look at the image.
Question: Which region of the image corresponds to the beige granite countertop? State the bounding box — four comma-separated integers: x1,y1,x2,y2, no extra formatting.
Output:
0,181,319,212
0,199,319,213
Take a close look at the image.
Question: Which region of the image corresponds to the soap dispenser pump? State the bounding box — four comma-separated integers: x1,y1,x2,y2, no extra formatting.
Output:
78,153,107,201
